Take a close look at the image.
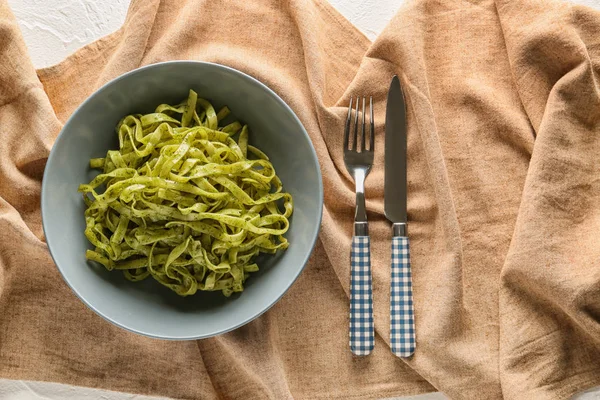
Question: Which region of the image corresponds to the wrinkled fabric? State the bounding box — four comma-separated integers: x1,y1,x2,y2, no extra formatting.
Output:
0,0,599,399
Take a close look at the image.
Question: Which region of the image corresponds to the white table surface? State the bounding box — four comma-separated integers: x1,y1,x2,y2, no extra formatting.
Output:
4,0,600,399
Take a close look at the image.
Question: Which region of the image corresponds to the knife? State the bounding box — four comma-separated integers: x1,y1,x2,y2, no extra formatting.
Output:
385,75,415,357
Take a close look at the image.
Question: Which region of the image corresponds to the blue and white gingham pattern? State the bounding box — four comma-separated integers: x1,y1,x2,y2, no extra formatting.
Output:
390,236,415,357
349,236,374,356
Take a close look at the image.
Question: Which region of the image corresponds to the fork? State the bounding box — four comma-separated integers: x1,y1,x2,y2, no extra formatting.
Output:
343,96,375,356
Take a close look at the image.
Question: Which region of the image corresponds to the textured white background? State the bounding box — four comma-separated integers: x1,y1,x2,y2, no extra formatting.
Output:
4,0,600,399
7,0,403,69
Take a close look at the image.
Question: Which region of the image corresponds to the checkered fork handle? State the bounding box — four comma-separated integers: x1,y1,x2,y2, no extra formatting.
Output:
390,236,416,357
349,236,374,356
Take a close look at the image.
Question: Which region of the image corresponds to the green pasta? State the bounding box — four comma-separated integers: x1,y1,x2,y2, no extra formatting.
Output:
79,90,293,297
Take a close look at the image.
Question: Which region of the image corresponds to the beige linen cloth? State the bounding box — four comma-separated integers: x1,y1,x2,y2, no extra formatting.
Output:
0,0,599,398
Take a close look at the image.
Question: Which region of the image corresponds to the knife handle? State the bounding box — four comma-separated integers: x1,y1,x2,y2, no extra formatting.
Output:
350,235,374,356
390,235,416,357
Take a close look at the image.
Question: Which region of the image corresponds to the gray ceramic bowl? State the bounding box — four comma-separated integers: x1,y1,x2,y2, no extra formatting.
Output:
41,61,323,339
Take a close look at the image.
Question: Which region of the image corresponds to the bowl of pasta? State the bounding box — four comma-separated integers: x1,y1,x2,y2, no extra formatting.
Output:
41,61,323,339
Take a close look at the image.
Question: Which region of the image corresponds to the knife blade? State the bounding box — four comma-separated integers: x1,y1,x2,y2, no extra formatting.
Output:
384,75,408,226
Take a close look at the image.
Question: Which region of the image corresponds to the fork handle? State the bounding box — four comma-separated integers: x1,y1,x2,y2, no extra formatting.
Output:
350,234,374,356
390,235,416,357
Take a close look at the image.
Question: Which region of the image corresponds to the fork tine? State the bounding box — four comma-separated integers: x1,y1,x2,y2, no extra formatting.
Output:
344,96,353,150
352,96,360,150
361,97,366,152
369,96,374,152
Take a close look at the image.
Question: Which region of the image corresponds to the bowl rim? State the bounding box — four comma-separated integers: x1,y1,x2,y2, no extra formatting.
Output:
41,60,324,340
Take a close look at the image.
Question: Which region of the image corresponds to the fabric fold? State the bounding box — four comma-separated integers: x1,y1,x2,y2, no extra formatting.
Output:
497,1,600,398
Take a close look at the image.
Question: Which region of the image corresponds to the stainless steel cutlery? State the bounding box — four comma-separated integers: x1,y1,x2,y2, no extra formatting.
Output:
385,76,415,357
345,76,415,357
343,96,375,356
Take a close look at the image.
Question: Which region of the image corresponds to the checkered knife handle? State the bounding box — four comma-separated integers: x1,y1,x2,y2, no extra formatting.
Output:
349,236,374,356
390,236,415,357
